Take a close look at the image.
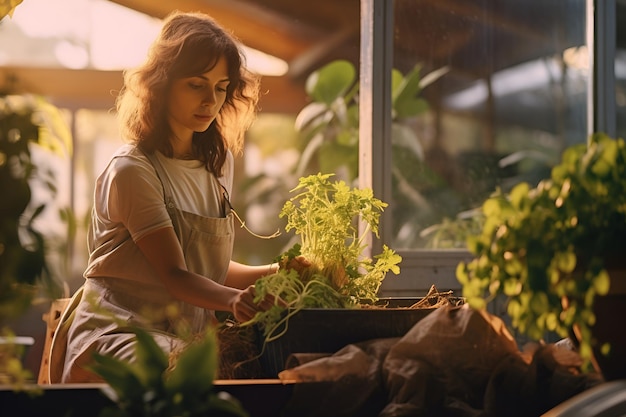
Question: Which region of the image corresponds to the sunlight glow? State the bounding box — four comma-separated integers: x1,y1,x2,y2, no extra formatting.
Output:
6,0,288,75
444,55,586,110
54,40,89,69
11,0,89,39
244,48,289,76
563,45,589,70
88,0,161,70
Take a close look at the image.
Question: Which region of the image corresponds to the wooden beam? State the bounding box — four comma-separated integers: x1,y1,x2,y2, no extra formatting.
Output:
1,67,123,110
0,66,307,113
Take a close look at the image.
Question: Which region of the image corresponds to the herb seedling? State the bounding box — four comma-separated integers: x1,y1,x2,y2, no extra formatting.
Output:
250,173,402,341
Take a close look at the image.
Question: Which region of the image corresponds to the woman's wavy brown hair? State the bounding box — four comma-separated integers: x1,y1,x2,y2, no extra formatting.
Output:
116,10,261,175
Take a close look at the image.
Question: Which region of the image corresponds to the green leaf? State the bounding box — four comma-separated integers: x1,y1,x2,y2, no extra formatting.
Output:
509,182,530,209
419,65,450,89
391,123,424,160
555,251,577,274
34,96,73,156
507,299,522,320
133,327,169,386
503,278,522,296
393,66,429,119
594,269,610,296
318,142,358,178
294,102,331,132
165,330,218,395
206,392,250,417
305,60,356,105
392,65,448,119
391,69,405,99
482,197,504,218
88,353,145,401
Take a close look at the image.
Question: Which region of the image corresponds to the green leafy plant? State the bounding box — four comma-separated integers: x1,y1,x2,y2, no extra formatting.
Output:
294,59,463,249
90,326,249,417
0,331,33,387
1,94,72,320
456,132,626,364
1,93,72,385
250,173,402,342
294,59,448,181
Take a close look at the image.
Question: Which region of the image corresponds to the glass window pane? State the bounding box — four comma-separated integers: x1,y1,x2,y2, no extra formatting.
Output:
616,1,626,137
391,0,588,250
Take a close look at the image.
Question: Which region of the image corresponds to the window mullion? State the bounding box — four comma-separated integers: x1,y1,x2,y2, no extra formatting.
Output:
588,0,616,137
359,0,394,256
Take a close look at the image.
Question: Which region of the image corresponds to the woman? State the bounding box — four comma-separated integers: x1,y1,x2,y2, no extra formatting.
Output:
53,11,286,383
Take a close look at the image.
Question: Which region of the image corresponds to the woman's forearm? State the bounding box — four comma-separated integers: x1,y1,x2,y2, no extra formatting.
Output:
224,260,278,289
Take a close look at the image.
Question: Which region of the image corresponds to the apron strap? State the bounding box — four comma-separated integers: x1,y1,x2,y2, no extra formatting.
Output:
143,149,231,217
143,150,176,210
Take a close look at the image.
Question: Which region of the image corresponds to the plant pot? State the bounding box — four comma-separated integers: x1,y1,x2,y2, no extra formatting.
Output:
590,266,626,381
255,297,464,377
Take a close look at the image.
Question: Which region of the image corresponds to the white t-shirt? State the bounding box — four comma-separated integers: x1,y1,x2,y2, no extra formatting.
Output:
84,144,234,284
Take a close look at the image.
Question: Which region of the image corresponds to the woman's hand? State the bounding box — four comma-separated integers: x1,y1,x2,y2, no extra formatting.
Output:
280,255,312,275
230,285,283,322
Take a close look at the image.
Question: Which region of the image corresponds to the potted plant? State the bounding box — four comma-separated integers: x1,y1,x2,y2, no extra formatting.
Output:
251,172,403,332
456,132,626,381
240,173,460,376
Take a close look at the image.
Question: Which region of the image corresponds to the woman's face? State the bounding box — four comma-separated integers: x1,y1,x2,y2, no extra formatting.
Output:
166,55,230,142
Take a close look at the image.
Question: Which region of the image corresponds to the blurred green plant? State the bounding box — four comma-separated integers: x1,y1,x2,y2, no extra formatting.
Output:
90,326,249,417
294,59,448,182
457,133,626,366
0,94,72,320
293,59,466,249
419,207,485,249
0,331,34,388
1,94,72,385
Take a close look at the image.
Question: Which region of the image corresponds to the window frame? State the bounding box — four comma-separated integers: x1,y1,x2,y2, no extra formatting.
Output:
358,0,617,296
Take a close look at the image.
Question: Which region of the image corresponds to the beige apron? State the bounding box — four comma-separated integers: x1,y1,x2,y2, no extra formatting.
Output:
49,152,234,383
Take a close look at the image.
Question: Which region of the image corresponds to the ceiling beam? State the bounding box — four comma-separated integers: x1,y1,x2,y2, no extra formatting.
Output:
0,67,307,113
424,0,547,42
109,0,322,61
1,67,123,110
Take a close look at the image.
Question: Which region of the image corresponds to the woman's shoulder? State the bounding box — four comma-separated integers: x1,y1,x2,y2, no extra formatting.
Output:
99,144,156,184
108,145,152,170
111,144,149,162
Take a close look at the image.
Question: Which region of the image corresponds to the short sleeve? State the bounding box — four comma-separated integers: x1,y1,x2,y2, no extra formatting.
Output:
96,154,172,242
